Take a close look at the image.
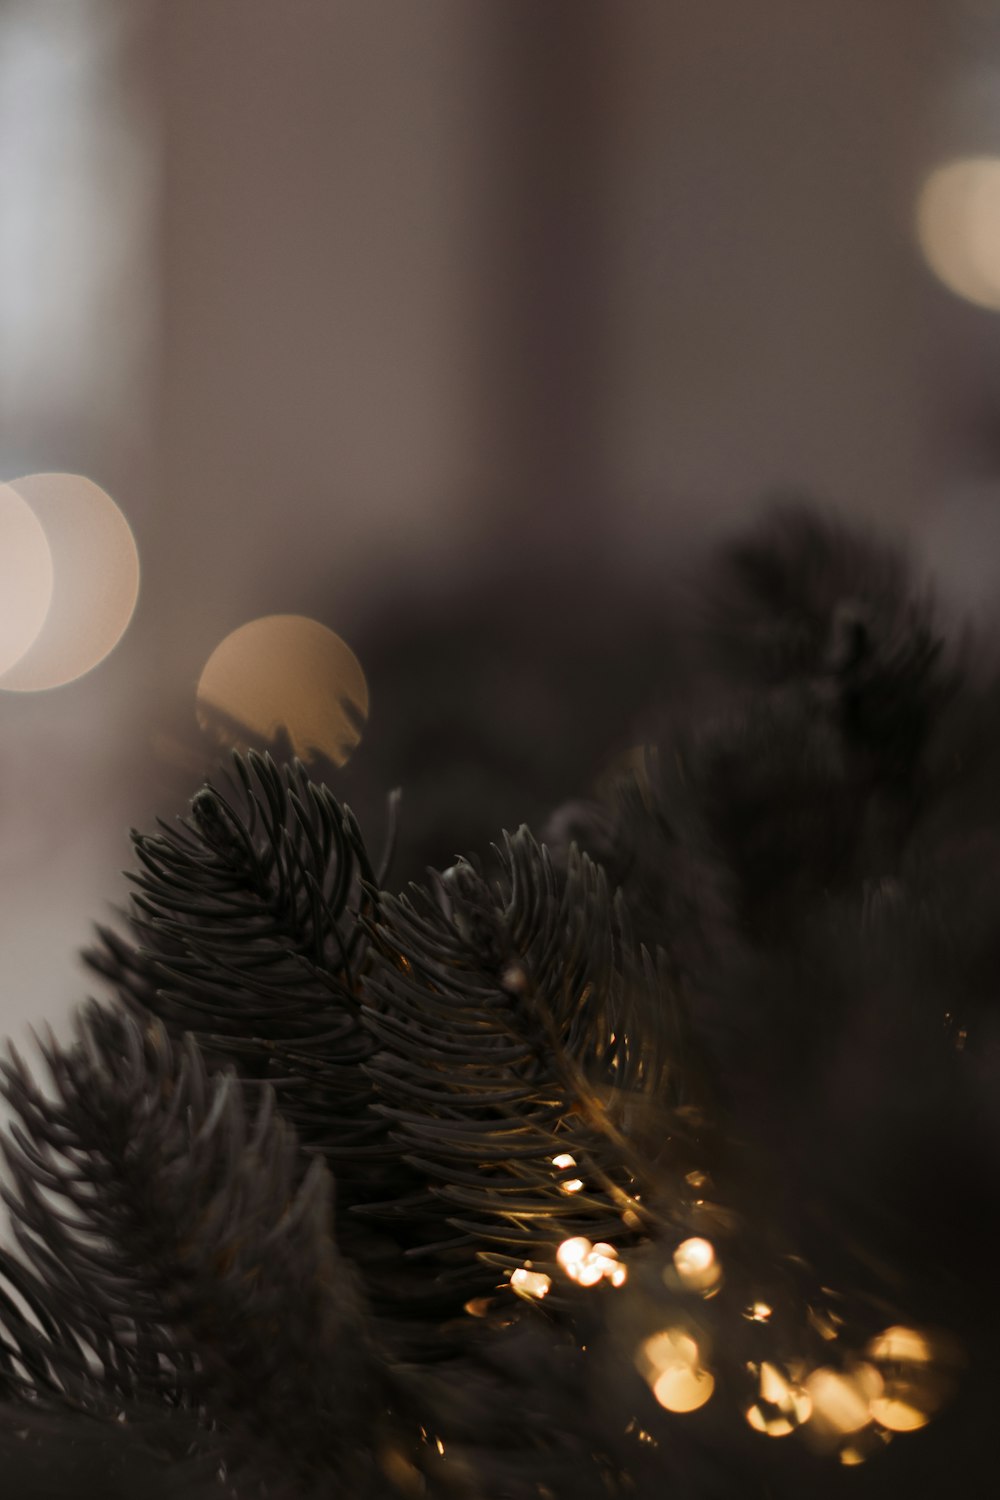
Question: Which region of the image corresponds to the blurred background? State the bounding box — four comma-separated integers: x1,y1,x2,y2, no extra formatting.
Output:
3,0,1000,1041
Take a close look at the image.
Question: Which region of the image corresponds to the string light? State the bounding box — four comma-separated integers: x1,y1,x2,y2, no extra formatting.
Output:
556,1236,627,1287
637,1327,715,1413
653,1364,715,1413
551,1153,584,1193
866,1325,941,1432
869,1397,930,1433
671,1236,720,1292
806,1365,881,1436
867,1326,931,1364
744,1362,812,1437
510,1267,551,1299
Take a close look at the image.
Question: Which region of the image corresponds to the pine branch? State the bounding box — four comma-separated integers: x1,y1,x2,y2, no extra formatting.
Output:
0,1005,386,1494
361,831,695,1308
0,506,986,1495
86,751,398,1194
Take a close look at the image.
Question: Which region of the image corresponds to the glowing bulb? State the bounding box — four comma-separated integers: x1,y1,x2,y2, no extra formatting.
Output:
640,1329,699,1375
672,1237,720,1292
638,1325,712,1412
556,1237,626,1288
653,1366,715,1413
746,1301,773,1323
557,1237,592,1277
674,1237,713,1274
510,1267,551,1299
552,1153,584,1193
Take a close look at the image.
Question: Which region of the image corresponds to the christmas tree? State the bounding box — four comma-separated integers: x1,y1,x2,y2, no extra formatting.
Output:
0,508,993,1497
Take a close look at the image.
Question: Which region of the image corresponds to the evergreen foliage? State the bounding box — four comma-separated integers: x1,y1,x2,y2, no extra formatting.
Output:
1,508,995,1496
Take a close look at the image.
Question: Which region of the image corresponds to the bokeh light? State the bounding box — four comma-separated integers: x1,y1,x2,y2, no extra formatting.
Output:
652,1363,715,1413
806,1364,881,1436
917,156,1000,310
868,1396,929,1433
0,473,139,692
866,1324,943,1432
744,1361,812,1437
867,1326,931,1365
0,481,53,678
196,615,369,767
671,1236,720,1292
638,1327,715,1414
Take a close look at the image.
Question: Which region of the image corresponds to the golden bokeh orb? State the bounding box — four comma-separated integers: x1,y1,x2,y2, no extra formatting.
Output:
196,615,369,767
917,157,1000,311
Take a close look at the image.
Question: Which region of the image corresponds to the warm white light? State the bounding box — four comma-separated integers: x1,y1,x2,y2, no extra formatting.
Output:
672,1236,720,1292
196,615,369,767
652,1364,715,1413
744,1362,812,1437
917,157,1000,311
807,1366,881,1434
509,1267,551,1299
552,1153,584,1193
0,481,53,677
869,1397,929,1432
556,1237,625,1288
557,1237,592,1276
640,1328,699,1375
746,1301,773,1323
0,473,138,691
866,1325,942,1432
866,1326,932,1365
639,1324,715,1412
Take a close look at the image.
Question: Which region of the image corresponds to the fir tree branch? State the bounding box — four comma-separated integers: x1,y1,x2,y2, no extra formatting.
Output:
361,831,693,1302
86,752,397,1190
0,1005,386,1494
